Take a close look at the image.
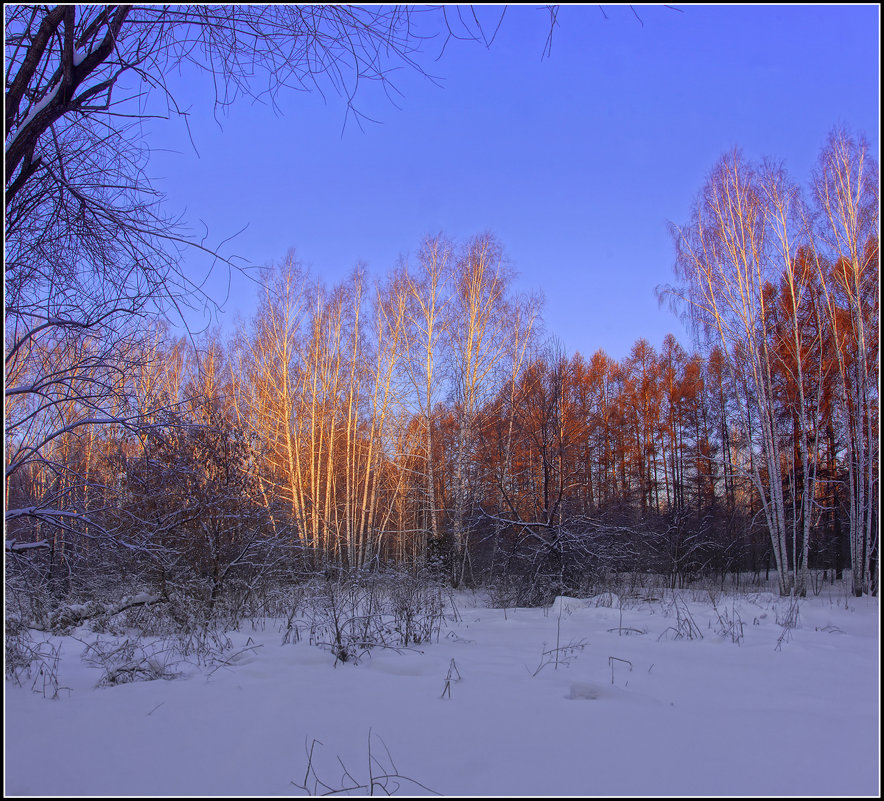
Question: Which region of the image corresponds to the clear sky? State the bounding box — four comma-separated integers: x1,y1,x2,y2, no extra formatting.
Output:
145,4,880,362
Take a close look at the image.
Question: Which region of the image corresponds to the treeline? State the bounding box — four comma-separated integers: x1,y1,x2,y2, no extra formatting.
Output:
5,131,878,615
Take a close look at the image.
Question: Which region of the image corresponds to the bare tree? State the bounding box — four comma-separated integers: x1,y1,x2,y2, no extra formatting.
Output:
667,151,818,596
231,258,312,555
4,4,528,550
810,129,879,596
763,161,832,597
400,236,454,566
447,234,514,585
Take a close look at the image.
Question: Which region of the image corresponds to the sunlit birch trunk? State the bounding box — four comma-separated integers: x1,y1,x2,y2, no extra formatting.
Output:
811,129,879,596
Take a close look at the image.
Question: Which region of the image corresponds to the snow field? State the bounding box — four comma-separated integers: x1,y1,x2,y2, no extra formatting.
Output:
4,587,879,796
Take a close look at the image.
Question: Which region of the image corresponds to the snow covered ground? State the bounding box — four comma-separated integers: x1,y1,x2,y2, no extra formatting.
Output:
5,583,880,796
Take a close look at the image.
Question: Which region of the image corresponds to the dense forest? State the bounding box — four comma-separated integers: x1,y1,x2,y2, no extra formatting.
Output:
7,131,879,622
4,9,879,648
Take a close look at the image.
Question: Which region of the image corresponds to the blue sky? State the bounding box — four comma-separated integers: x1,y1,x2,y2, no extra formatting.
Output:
146,4,879,361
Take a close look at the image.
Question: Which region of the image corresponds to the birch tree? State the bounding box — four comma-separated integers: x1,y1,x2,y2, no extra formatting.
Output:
668,151,815,595
400,236,453,565
447,234,514,586
810,129,879,596
760,162,829,596
231,257,311,552
353,272,409,566
5,3,530,556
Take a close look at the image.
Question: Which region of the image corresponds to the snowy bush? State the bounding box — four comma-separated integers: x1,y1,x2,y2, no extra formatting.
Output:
297,568,449,664
79,636,182,686
657,592,704,641
709,592,745,645
5,619,66,698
